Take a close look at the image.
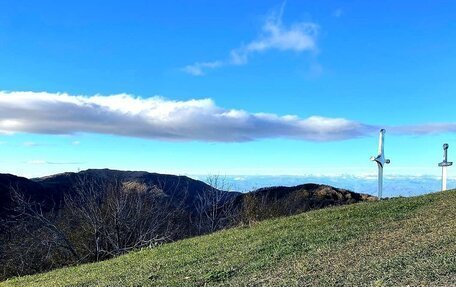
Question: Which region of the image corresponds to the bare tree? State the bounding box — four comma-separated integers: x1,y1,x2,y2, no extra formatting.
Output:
195,175,237,233
9,186,80,260
64,175,183,261
64,176,105,261
239,189,274,225
0,186,81,279
0,174,190,279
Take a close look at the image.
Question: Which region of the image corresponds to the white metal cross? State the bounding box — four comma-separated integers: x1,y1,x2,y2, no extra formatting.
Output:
438,143,452,191
371,129,390,198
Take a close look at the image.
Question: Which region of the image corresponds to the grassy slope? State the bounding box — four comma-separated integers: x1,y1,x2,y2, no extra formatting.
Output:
2,190,455,287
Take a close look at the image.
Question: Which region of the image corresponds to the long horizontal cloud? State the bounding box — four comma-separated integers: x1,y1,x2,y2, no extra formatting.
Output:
390,123,456,135
0,91,374,142
1,91,454,142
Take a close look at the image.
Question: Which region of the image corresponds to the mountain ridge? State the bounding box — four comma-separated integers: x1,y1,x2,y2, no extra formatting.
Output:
0,168,376,280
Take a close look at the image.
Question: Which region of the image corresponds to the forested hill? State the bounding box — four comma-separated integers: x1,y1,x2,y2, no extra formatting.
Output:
0,169,374,280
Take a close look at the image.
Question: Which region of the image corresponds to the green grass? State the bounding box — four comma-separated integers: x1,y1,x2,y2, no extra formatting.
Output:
2,190,455,287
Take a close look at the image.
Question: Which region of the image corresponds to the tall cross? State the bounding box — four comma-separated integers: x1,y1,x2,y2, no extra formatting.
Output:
371,129,391,198
438,143,452,191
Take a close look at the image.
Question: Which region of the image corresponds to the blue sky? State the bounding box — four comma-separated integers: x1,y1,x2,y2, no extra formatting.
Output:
0,0,456,184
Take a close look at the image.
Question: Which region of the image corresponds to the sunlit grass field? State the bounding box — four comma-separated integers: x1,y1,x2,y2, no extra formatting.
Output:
2,190,455,287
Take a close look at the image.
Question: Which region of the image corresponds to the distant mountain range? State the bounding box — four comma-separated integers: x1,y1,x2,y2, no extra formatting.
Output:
0,169,375,218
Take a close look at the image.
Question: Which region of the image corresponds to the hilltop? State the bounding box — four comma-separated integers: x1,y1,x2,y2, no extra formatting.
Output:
1,169,372,216
2,190,454,286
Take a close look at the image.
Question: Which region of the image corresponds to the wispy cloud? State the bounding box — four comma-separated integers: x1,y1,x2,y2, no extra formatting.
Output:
1,91,455,143
332,8,343,18
27,159,84,165
390,123,456,135
230,17,318,65
22,142,43,147
182,6,319,76
181,61,223,76
27,160,47,164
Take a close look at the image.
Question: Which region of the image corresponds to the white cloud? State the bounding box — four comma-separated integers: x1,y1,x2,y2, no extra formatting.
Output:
0,91,372,142
27,160,47,164
230,19,318,65
72,140,81,145
2,91,455,143
181,61,223,76
182,7,319,75
23,142,42,147
27,159,84,165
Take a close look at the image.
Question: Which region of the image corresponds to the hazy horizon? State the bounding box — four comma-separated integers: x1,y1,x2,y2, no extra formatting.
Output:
2,167,454,197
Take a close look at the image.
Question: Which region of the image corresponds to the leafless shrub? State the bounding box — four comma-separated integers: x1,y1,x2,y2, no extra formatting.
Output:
195,175,237,233
64,175,183,261
0,175,188,279
0,185,80,278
